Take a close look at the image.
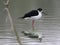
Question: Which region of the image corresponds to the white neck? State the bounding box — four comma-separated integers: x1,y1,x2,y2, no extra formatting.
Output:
38,10,42,15
37,10,42,18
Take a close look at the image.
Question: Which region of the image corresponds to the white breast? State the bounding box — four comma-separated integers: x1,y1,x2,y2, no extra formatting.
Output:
37,11,42,19
31,11,42,20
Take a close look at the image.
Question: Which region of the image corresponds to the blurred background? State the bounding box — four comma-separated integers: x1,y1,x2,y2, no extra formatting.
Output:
0,0,60,45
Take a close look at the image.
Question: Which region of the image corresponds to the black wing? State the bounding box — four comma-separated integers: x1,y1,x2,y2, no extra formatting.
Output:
22,10,38,18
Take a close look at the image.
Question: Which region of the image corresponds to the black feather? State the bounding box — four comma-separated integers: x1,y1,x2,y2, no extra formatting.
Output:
22,10,38,18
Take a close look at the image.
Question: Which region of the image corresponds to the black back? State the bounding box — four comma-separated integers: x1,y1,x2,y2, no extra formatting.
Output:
22,10,38,18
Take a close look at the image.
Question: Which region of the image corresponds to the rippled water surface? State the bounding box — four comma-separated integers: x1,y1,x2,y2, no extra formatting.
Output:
0,0,60,45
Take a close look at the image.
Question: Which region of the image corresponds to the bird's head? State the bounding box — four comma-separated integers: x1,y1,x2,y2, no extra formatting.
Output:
37,8,47,15
37,8,42,12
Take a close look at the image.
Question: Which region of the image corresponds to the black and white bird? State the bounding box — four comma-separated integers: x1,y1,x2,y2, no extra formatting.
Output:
18,8,47,30
20,8,42,19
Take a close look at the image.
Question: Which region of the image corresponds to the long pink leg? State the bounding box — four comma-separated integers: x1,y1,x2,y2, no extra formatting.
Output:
32,20,35,31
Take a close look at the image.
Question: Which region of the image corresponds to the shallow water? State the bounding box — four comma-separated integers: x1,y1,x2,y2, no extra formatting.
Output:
0,0,60,45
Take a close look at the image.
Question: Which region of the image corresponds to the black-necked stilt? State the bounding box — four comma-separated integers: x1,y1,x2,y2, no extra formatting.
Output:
19,8,47,30
18,8,46,41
